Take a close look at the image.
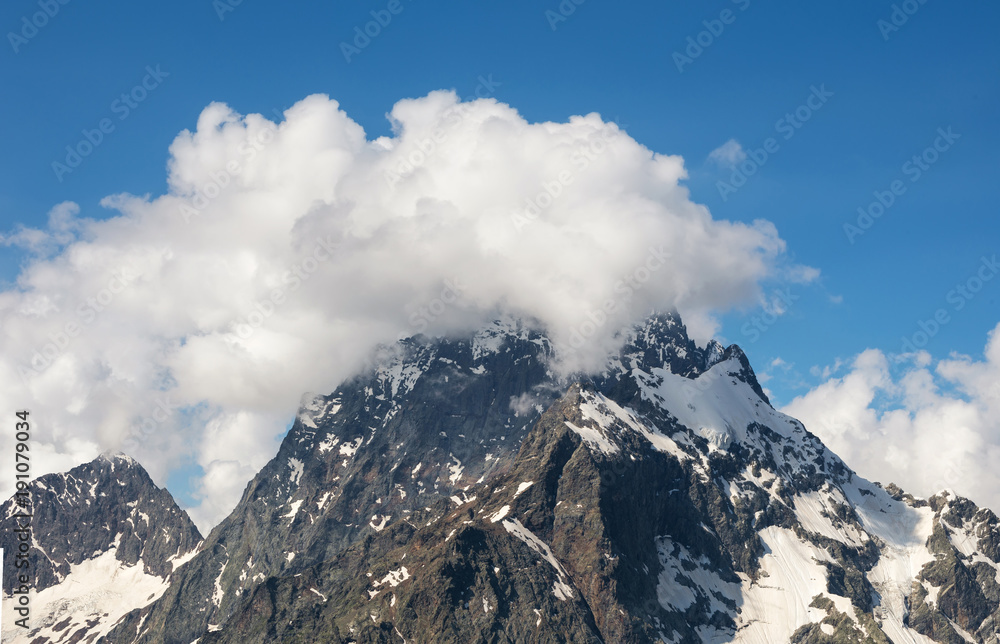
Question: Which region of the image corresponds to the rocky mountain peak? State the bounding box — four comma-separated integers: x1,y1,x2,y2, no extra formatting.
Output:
2,454,201,594
600,310,723,380
1,454,201,644
92,310,1000,643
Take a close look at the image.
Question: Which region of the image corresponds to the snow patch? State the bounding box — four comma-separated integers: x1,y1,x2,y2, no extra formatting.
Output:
635,357,801,448
167,544,200,572
489,505,511,523
502,518,574,601
283,499,304,519
287,458,305,486
0,548,169,644
655,537,739,615
514,481,534,498
368,566,411,598
447,454,464,485
794,489,867,547
339,437,363,457
318,435,341,453
564,421,619,455
731,527,853,642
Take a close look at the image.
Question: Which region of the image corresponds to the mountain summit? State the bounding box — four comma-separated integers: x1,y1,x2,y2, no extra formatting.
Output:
1,453,201,644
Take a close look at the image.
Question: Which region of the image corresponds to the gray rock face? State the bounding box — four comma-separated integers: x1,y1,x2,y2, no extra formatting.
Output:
98,312,1000,643
0,453,201,644
105,312,720,643
1,453,201,594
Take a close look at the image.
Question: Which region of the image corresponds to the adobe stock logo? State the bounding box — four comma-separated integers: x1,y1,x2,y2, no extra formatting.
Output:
17,266,141,384
843,127,959,244
339,0,408,63
7,0,72,54
716,85,834,202
510,119,623,231
401,278,466,338
900,255,998,354
555,246,671,356
229,237,339,341
672,0,752,73
51,66,170,182
740,288,798,343
383,75,502,191
877,0,930,41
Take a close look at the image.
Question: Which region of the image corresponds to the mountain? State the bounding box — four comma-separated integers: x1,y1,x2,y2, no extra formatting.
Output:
192,380,1000,643
103,313,722,643
0,453,202,644
26,311,1000,643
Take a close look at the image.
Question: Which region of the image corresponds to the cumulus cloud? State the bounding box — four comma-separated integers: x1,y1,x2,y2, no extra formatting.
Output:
783,323,1000,510
0,91,809,531
1,201,85,256
708,139,747,167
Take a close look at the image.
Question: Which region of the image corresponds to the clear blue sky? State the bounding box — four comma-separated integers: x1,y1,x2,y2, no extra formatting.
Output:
2,1,997,436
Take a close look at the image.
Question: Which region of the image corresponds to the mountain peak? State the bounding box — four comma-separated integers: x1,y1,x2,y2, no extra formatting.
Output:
1,454,201,644
93,309,1000,644
98,450,139,466
720,342,771,405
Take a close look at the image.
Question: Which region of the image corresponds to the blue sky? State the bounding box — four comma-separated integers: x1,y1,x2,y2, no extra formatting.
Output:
2,0,998,519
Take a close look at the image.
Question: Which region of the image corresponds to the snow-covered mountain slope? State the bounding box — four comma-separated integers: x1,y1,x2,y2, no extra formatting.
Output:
0,453,201,644
102,312,1000,643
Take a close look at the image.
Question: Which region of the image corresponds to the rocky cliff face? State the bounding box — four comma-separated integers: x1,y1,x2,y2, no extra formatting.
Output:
106,313,724,644
186,353,1000,643
0,453,201,644
22,312,1000,643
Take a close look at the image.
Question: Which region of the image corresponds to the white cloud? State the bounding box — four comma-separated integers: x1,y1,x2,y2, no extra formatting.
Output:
708,139,747,167
1,201,84,256
808,358,844,380
0,92,809,532
783,323,1000,510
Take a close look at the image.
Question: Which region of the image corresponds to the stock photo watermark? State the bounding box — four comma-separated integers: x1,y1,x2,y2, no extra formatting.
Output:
716,84,833,202
9,410,33,630
672,0,752,73
383,75,502,190
120,394,182,454
214,0,246,21
510,119,624,231
340,0,409,63
554,246,671,355
843,126,959,244
51,65,170,183
17,266,141,384
740,287,799,343
404,278,466,336
899,254,997,354
545,0,589,31
877,0,931,41
178,110,284,222
7,0,71,54
229,236,339,340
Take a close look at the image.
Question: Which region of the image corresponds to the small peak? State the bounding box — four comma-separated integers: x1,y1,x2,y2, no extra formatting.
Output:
719,344,771,406
98,451,137,466
703,340,725,369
